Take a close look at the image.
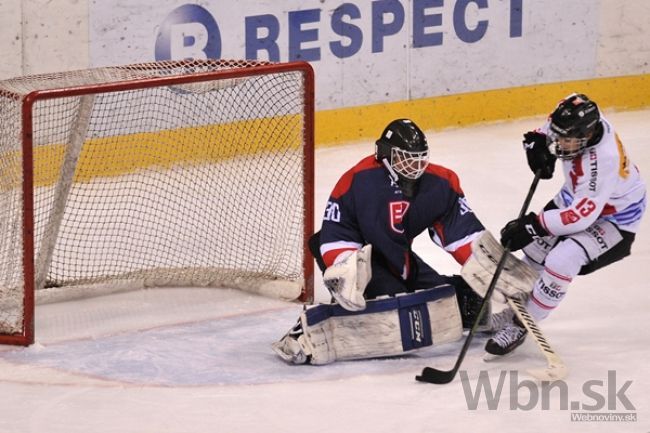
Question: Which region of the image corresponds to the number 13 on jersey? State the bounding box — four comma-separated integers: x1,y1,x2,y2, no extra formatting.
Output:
560,197,596,225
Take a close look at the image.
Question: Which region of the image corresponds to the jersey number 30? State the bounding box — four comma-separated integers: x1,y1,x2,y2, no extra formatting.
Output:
324,201,341,222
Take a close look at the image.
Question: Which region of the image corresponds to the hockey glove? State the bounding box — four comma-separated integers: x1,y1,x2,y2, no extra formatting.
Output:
323,245,372,311
500,212,548,251
523,131,556,180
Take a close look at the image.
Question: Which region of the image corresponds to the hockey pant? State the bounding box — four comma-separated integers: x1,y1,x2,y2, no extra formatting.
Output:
522,219,635,320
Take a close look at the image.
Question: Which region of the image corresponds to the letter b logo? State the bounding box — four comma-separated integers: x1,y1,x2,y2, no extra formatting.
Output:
155,4,221,61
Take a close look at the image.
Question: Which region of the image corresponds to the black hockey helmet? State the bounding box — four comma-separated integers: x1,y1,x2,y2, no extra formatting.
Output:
375,119,429,197
375,119,429,180
548,93,601,159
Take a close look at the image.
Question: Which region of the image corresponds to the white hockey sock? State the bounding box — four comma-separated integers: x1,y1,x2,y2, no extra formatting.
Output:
526,239,588,321
526,269,570,321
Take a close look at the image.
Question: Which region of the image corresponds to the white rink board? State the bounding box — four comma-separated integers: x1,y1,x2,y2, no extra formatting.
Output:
88,0,600,110
1,1,648,117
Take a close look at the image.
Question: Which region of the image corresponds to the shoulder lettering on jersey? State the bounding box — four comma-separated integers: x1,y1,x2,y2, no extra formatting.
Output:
458,197,473,215
323,201,340,222
588,148,598,192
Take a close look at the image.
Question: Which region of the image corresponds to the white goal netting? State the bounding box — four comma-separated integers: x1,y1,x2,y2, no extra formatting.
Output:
0,59,314,343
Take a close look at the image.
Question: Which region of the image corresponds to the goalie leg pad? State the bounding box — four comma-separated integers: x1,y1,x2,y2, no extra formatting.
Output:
294,285,462,365
461,230,539,302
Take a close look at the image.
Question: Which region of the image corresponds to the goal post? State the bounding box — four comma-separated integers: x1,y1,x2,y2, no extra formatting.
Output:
0,59,315,346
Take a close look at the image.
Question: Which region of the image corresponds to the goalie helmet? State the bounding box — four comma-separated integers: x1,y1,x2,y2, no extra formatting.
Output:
548,93,601,160
375,119,429,196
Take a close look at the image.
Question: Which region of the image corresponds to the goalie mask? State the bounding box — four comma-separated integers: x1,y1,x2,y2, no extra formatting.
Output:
375,119,429,197
548,93,601,160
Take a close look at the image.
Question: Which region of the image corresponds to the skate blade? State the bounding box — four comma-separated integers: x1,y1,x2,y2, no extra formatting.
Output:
482,351,516,362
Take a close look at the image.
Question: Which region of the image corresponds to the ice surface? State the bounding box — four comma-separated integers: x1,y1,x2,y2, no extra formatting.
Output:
0,110,648,433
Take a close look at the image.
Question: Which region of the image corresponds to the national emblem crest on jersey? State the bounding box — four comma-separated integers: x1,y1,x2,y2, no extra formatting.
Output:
389,201,410,233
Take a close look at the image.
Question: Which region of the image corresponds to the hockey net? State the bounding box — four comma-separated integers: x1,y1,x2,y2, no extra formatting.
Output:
0,59,314,345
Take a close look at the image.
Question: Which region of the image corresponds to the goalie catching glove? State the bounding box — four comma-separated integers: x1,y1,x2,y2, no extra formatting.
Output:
323,244,372,311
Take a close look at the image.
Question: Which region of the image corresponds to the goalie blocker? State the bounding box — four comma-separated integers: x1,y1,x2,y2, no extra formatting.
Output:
272,285,463,365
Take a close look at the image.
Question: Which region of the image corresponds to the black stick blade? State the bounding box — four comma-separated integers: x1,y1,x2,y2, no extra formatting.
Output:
415,367,456,384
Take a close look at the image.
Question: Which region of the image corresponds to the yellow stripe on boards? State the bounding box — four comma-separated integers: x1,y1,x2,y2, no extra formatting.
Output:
316,73,650,146
3,74,648,188
25,115,303,187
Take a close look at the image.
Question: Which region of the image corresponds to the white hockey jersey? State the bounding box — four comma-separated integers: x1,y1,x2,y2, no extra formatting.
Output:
538,115,646,236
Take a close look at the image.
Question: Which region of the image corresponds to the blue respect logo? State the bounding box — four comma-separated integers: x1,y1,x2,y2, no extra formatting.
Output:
154,1,524,62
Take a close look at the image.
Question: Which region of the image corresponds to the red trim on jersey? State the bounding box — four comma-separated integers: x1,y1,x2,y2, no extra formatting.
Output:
601,203,617,216
424,163,464,195
569,155,584,192
322,247,357,268
450,242,472,265
330,155,381,199
432,221,471,265
432,221,446,246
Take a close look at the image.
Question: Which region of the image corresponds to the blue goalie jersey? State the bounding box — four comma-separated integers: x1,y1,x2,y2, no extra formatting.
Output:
319,155,484,294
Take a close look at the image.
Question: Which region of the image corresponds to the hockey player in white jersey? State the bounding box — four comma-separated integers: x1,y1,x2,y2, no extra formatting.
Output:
486,93,646,355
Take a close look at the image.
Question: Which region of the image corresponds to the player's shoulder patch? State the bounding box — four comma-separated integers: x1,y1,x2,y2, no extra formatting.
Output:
424,163,463,194
331,155,381,198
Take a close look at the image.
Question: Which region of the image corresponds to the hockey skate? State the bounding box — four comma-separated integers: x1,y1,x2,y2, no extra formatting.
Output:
271,320,311,365
484,311,527,356
487,307,515,333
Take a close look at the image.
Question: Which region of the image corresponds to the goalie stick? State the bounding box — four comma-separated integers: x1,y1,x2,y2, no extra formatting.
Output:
415,170,542,384
507,297,567,381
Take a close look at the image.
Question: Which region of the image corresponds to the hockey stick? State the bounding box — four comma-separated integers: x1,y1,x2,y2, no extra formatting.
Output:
416,170,542,384
507,297,567,381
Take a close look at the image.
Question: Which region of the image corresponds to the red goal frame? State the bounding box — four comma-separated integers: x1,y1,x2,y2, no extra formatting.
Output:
2,60,314,346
